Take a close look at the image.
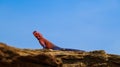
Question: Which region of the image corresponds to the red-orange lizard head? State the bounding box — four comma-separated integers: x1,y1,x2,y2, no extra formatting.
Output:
33,31,43,40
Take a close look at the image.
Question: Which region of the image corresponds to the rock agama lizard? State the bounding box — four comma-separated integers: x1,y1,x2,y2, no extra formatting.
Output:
33,31,85,52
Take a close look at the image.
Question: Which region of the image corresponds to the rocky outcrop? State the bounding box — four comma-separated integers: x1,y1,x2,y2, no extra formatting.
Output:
0,43,120,67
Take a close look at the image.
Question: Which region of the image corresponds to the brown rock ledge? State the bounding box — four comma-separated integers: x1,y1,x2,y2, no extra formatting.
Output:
0,43,120,67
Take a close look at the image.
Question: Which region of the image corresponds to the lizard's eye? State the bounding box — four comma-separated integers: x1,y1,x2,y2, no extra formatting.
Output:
35,34,40,38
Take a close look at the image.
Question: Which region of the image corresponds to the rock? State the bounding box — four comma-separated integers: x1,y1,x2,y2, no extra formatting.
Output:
0,42,120,67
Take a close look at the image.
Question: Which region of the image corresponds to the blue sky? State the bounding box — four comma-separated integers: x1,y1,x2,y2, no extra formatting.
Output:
0,0,120,54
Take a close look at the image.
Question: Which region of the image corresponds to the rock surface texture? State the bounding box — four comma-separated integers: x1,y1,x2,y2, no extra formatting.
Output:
0,43,120,67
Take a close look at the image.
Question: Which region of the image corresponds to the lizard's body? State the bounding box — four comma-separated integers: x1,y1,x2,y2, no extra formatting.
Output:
33,31,85,52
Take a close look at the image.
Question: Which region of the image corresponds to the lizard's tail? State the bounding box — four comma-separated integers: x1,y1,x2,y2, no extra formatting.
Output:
61,48,85,52
51,46,85,52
